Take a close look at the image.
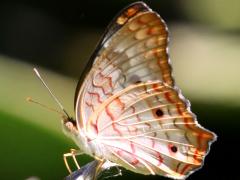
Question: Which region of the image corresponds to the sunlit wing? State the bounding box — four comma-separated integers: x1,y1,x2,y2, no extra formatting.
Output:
85,81,214,179
74,2,216,179
75,2,173,129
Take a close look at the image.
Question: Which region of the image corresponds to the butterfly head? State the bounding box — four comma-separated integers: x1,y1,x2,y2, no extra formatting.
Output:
62,115,79,136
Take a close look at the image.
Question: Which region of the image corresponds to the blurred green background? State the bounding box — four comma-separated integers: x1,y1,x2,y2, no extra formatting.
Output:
0,0,239,179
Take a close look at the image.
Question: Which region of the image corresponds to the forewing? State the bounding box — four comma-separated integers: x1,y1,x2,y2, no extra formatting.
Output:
87,81,215,179
75,2,173,129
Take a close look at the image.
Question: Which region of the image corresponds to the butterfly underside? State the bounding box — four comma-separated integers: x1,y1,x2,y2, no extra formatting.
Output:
74,2,216,179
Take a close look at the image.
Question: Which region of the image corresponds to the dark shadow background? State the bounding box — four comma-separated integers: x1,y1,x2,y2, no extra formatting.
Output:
0,0,239,179
0,0,186,77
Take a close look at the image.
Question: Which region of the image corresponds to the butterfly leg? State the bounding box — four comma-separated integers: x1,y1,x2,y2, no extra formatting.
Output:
63,149,83,173
93,159,106,180
70,148,82,169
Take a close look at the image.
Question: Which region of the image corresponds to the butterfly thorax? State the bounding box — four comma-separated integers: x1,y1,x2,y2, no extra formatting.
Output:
62,116,105,158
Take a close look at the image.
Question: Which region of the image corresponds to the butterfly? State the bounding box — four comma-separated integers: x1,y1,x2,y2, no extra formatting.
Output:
38,2,217,180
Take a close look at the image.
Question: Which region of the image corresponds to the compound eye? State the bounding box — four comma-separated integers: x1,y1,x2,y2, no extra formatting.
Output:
65,121,73,129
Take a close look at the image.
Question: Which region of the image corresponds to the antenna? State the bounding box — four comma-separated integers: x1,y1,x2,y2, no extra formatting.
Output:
26,97,64,116
33,68,70,118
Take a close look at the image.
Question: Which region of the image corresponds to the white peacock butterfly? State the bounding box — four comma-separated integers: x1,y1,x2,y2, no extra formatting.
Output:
33,2,216,180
